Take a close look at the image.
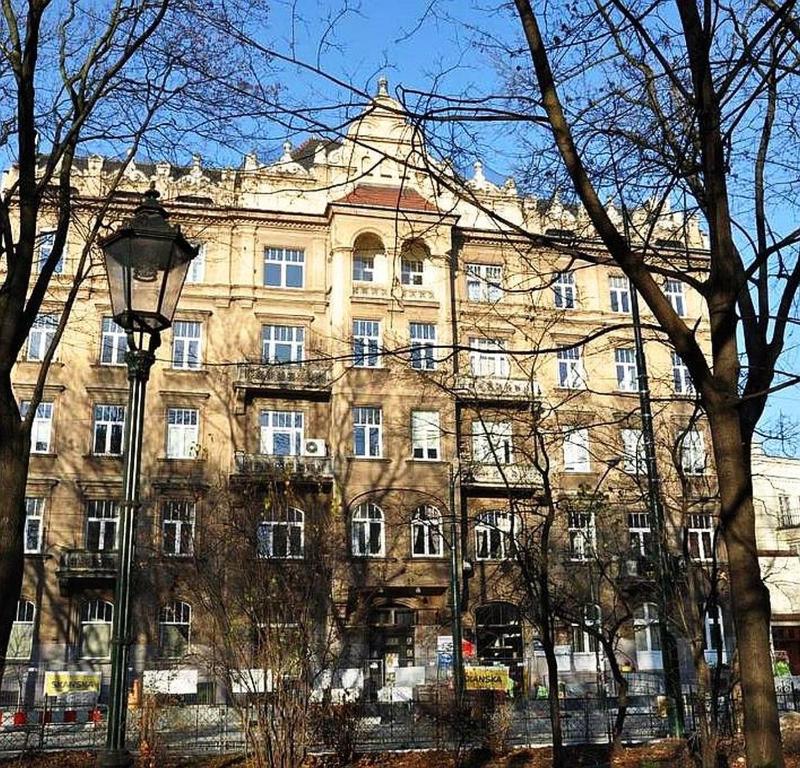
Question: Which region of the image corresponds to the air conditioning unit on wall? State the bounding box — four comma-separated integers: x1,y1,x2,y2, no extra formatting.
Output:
303,439,326,457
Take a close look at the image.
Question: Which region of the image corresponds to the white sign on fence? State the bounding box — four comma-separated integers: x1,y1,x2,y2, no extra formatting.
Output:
142,669,198,695
393,666,426,687
230,668,273,694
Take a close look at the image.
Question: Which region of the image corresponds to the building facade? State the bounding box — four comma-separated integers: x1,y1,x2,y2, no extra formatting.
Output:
3,79,728,707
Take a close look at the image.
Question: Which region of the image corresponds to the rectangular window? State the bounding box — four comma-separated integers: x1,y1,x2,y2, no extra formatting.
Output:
681,429,706,475
162,500,196,556
24,498,44,554
172,320,202,369
35,231,64,274
556,347,584,389
353,406,382,458
260,410,304,456
166,408,199,459
621,428,645,474
85,500,120,552
9,601,35,660
778,495,800,527
100,317,127,366
92,404,125,456
264,247,305,288
261,324,304,363
563,428,590,472
475,511,515,561
27,313,58,361
401,258,424,286
353,320,381,368
568,511,594,561
665,279,686,316
628,512,652,556
672,352,695,395
553,271,576,309
410,323,436,370
185,243,205,284
21,401,53,453
469,338,509,378
472,421,514,465
411,411,440,460
686,513,715,561
466,263,503,302
615,348,639,392
353,254,374,282
609,276,630,313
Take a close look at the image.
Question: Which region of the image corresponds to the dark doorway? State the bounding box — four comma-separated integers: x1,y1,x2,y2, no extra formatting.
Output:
475,602,524,689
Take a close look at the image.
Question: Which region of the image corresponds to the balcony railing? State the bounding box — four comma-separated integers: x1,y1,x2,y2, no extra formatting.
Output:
233,451,334,480
455,374,540,403
57,549,118,591
462,463,541,487
778,510,800,529
234,361,332,394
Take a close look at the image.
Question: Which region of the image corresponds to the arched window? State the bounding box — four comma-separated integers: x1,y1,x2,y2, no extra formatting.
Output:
400,240,429,287
257,506,304,559
8,600,35,660
160,601,192,658
411,505,443,557
80,599,113,659
353,233,384,284
634,603,663,670
352,502,384,557
475,602,523,670
475,509,516,560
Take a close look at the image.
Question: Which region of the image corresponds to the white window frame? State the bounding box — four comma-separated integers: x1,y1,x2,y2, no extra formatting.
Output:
8,600,35,660
353,319,381,368
687,513,715,561
185,242,205,284
171,320,202,370
665,279,686,316
80,600,113,660
86,499,119,552
162,500,196,557
260,410,304,456
166,408,199,459
92,404,125,456
553,271,576,309
264,246,305,288
628,512,652,557
411,411,440,460
621,428,645,474
563,428,590,472
475,509,516,561
466,263,503,302
672,352,695,395
572,605,601,654
261,324,305,363
159,601,192,658
615,348,639,392
24,498,44,554
401,257,424,286
469,337,509,378
410,323,436,370
703,604,727,665
27,313,58,362
351,502,385,557
100,317,128,366
411,505,443,557
556,347,585,389
568,510,595,561
352,253,375,282
634,603,663,669
472,420,514,465
257,506,304,559
21,401,53,454
353,406,382,458
35,231,64,274
681,429,707,475
609,275,630,313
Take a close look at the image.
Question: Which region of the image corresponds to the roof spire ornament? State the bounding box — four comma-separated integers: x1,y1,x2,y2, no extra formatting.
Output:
473,160,486,185
281,140,293,162
377,76,389,97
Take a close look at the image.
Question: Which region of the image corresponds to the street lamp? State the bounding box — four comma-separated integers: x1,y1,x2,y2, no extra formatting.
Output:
98,185,197,768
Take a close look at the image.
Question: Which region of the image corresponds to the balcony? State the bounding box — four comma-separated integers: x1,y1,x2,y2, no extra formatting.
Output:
455,374,540,404
233,451,334,481
778,510,800,529
57,549,118,593
234,361,332,398
461,462,541,489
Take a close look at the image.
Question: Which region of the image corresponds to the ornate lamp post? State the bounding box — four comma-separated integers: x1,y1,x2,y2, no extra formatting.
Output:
98,186,197,768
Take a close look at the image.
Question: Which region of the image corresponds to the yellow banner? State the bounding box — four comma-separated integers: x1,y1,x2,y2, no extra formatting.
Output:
44,671,101,696
464,665,510,691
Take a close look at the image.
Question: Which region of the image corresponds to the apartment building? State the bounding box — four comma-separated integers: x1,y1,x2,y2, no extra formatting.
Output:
3,78,727,705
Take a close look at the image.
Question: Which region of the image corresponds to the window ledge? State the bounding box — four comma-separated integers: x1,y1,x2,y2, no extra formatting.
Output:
85,453,123,461
347,456,390,463
30,452,57,459
89,363,127,370
165,368,209,375
157,457,206,464
406,458,447,465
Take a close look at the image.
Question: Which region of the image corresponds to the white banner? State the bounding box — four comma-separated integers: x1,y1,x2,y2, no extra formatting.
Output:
142,669,198,695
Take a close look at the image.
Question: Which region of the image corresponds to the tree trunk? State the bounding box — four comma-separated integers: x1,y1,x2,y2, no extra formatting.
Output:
0,378,30,689
540,629,565,768
708,403,783,768
603,639,628,749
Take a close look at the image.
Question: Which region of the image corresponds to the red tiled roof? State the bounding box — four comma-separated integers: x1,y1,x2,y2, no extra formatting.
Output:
334,184,438,212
